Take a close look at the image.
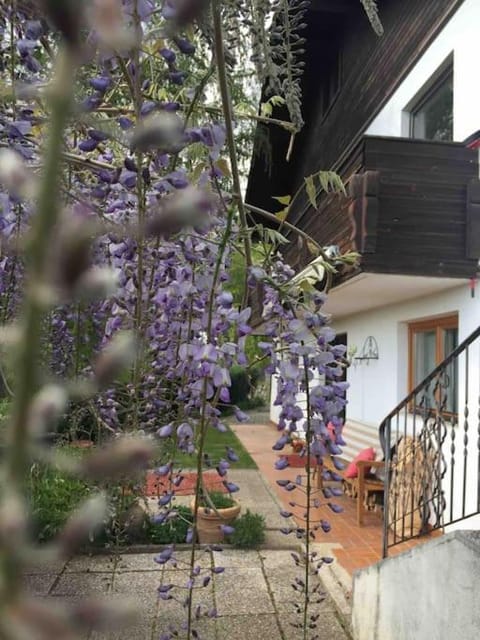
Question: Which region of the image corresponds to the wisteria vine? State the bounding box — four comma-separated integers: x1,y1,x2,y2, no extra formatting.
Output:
0,1,382,639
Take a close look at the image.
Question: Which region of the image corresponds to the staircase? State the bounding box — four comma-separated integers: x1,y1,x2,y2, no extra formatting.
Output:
341,420,379,462
379,324,480,558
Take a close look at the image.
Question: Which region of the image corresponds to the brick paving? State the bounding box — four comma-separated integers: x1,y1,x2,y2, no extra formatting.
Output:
231,419,440,577
145,469,228,496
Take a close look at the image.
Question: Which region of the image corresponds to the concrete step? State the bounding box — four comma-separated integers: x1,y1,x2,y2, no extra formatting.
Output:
309,542,353,634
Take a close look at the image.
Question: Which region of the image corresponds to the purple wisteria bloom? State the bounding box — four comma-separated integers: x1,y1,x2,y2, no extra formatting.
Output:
220,525,235,535
222,481,239,493
154,547,174,565
173,36,196,55
275,457,289,470
226,447,239,462
168,70,187,85
118,116,134,130
25,20,44,40
124,0,155,20
141,101,157,116
160,48,176,64
233,406,248,422
90,76,111,93
79,138,99,152
216,459,229,477
157,423,173,438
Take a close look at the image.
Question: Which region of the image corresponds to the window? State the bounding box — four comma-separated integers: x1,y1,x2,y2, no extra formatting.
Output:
408,315,458,413
408,61,453,142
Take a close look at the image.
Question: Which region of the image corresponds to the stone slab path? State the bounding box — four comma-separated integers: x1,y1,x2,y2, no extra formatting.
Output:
25,548,351,639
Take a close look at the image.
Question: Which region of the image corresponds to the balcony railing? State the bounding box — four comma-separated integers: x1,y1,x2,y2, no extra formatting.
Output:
379,325,480,558
279,136,480,282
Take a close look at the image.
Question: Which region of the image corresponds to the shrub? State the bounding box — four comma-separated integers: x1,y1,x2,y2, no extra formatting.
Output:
229,510,266,548
29,454,91,542
147,505,193,544
229,366,250,405
199,491,236,509
0,398,10,420
235,395,266,412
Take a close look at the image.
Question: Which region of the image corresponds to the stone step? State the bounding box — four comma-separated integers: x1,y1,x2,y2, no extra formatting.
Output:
309,541,353,634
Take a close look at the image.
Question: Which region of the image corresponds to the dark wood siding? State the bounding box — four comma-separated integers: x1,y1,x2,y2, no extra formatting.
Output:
361,137,478,277
296,0,465,178
246,0,465,228
466,180,480,259
289,136,479,281
282,137,364,272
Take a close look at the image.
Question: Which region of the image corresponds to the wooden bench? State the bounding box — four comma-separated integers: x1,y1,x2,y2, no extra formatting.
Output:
314,458,385,526
356,460,384,526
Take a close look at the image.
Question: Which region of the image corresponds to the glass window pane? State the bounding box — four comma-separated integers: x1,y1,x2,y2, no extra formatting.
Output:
410,320,459,414
444,327,458,356
414,330,436,409
414,330,436,383
412,73,453,141
444,328,458,414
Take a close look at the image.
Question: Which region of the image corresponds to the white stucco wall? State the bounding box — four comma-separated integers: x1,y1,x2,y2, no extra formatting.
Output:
352,531,480,640
334,282,480,527
367,0,480,142
333,282,480,426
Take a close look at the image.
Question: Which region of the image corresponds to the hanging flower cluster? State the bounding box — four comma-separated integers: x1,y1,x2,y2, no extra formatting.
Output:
0,0,361,638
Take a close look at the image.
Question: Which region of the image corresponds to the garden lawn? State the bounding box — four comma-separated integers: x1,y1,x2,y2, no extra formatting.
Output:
174,424,257,469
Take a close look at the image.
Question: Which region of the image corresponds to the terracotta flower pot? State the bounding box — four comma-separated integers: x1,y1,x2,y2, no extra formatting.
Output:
190,498,241,544
291,439,306,453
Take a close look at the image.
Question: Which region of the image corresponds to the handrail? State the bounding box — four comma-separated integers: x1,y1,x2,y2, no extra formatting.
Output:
378,323,480,455
380,323,480,557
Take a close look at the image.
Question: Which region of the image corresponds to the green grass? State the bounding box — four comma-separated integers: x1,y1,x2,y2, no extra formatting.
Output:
29,446,92,542
172,425,257,470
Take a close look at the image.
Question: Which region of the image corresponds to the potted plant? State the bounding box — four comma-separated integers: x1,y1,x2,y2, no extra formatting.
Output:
289,431,306,453
190,491,241,544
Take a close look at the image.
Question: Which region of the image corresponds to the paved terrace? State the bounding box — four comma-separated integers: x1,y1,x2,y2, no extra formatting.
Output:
231,418,437,576
24,466,351,639
25,548,350,639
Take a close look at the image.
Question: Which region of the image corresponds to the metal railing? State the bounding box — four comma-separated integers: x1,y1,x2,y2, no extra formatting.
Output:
379,325,480,558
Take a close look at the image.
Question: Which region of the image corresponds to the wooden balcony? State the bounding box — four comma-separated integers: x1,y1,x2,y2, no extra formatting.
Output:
284,136,480,284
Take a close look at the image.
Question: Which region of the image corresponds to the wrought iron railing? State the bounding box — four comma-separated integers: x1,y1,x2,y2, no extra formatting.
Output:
379,325,480,558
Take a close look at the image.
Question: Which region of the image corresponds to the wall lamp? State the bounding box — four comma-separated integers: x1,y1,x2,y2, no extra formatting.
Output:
354,336,379,363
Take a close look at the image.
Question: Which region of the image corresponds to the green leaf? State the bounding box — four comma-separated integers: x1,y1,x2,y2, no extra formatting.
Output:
269,95,286,108
298,279,316,293
304,175,317,209
237,103,256,115
216,157,231,178
275,207,289,222
260,102,273,118
307,240,320,256
273,195,291,206
317,171,346,196
191,162,205,183
260,95,286,118
264,228,289,245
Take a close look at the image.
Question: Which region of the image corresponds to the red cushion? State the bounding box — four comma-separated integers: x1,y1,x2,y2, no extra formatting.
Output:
327,421,336,440
344,447,376,479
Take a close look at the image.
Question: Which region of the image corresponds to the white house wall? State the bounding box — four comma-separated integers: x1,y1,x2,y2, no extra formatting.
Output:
334,283,480,528
333,282,480,427
367,0,480,142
